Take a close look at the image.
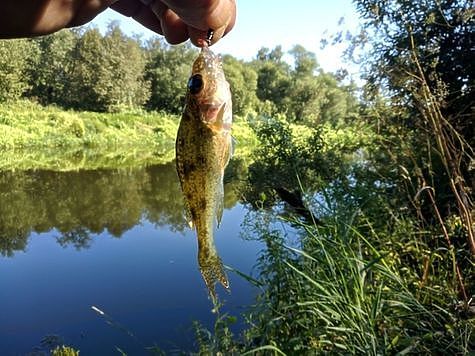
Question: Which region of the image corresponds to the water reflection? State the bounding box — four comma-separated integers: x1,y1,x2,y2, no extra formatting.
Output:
0,162,247,255
0,159,262,354
0,161,247,304
0,163,169,255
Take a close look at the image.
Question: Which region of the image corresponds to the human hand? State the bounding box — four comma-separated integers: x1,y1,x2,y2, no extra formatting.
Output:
113,0,236,46
0,0,236,46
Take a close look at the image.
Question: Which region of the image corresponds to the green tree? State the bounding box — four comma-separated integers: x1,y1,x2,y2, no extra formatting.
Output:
66,27,106,110
101,24,150,111
0,39,38,101
245,115,325,210
289,44,318,77
222,55,258,116
355,0,474,246
254,62,292,114
256,45,285,62
66,24,149,112
252,45,360,125
145,40,197,114
354,0,474,143
27,29,78,105
316,73,359,125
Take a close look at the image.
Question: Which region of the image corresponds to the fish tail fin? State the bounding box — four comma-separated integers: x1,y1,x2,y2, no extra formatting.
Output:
199,252,229,304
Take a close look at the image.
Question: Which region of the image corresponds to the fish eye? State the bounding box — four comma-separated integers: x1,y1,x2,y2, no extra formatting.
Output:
188,74,203,95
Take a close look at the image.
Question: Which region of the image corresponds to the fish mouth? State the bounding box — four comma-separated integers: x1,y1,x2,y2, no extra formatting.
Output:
200,101,225,124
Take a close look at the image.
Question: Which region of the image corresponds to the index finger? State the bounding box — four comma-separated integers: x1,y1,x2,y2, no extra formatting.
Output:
110,0,163,34
161,0,236,31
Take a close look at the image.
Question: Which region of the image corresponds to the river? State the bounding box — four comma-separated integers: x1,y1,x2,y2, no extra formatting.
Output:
0,162,264,355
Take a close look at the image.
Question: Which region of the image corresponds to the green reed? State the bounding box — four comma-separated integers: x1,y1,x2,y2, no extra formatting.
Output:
193,205,474,355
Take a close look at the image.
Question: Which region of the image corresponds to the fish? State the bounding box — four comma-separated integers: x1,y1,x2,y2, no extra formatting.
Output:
175,46,233,303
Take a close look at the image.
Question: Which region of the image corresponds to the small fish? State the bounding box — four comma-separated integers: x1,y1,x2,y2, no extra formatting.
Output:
176,46,232,303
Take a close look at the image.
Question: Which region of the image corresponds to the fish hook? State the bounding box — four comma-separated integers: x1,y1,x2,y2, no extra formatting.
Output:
206,29,214,47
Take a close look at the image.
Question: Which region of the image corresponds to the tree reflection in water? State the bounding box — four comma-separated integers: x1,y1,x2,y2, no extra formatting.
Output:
0,161,246,257
0,161,251,304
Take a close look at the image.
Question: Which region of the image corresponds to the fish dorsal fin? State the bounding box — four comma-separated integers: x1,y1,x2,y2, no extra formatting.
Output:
217,102,226,125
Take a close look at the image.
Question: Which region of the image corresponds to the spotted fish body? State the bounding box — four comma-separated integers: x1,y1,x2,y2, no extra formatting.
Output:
176,47,232,302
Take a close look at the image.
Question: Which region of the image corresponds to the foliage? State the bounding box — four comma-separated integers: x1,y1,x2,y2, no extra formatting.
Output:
144,40,197,113
244,114,378,211
351,0,475,256
0,29,361,129
0,38,38,101
195,159,474,354
222,55,259,116
0,163,206,256
254,62,292,115
252,45,360,125
0,26,150,112
0,101,257,170
354,0,474,139
233,209,474,354
192,315,239,354
66,24,150,112
0,100,176,155
189,4,475,348
27,29,78,105
1,6,473,354
244,115,324,209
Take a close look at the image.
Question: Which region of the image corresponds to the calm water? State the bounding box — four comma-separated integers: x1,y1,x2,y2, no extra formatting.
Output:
0,162,264,355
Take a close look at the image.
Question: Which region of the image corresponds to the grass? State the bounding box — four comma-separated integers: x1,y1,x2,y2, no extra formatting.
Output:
0,100,178,150
0,100,258,170
0,101,373,172
193,206,474,355
0,147,176,171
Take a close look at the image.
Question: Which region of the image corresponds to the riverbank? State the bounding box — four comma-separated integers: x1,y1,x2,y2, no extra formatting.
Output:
0,100,257,170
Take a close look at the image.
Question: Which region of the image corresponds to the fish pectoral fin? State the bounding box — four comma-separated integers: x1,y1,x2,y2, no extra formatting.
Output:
182,199,194,229
216,102,226,125
219,135,233,172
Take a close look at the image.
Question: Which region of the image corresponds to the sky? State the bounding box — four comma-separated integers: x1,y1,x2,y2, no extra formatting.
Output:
91,0,361,73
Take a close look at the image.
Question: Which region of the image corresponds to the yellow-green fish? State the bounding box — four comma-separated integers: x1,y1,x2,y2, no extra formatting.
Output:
176,46,232,303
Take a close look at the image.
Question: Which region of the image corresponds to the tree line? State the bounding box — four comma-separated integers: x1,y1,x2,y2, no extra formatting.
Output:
0,22,357,126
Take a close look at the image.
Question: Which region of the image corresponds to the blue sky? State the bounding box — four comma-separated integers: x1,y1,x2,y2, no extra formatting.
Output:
91,0,361,73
